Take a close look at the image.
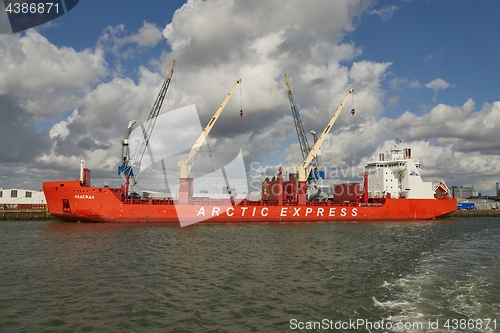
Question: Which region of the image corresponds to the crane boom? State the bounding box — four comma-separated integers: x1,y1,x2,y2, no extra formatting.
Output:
297,88,353,182
118,60,175,196
179,78,242,178
285,73,311,161
130,59,176,170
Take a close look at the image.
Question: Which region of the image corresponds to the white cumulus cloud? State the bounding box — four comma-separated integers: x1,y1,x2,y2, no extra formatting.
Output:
425,78,454,91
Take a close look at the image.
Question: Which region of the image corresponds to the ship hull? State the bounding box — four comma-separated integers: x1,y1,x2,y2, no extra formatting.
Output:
42,180,457,224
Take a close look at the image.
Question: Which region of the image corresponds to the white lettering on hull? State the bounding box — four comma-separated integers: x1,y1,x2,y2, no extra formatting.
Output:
329,208,336,216
74,195,95,199
261,207,269,216
305,207,313,216
196,207,205,216
280,207,288,216
194,206,360,219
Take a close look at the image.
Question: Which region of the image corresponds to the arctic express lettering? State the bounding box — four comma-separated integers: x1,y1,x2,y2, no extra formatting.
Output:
196,206,358,217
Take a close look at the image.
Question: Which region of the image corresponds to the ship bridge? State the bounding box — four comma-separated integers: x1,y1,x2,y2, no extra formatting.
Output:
365,146,434,199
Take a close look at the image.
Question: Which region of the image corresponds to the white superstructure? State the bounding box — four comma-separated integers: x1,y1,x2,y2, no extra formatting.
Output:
366,145,435,199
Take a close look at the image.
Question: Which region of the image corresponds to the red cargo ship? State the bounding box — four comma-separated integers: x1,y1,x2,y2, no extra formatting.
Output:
42,64,457,224
42,144,457,225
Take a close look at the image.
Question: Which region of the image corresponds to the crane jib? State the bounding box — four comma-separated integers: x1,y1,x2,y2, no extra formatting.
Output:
119,59,175,194
179,78,241,179
296,87,353,183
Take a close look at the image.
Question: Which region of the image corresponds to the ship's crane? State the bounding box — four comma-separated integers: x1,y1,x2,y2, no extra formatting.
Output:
285,73,312,162
119,59,176,195
310,130,320,166
178,78,242,179
119,119,137,178
285,74,321,176
296,88,353,203
286,73,326,201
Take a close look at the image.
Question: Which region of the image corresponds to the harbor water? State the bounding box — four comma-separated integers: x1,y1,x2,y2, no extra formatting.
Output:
1,218,499,332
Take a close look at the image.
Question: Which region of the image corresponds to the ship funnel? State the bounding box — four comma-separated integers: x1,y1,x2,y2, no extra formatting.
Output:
79,159,91,187
80,160,85,183
379,153,384,161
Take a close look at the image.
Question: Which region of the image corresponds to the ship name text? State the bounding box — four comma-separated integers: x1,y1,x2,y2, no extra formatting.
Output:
195,206,358,218
74,194,95,199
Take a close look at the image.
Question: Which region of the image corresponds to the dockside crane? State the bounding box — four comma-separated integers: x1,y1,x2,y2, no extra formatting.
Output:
296,88,354,204
286,73,327,201
285,74,322,177
177,78,242,203
285,74,318,167
119,59,176,196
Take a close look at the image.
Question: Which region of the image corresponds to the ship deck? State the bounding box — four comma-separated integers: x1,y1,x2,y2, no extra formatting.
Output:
114,195,385,208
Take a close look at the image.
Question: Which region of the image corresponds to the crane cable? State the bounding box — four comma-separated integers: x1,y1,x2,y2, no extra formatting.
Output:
239,79,243,117
351,88,356,115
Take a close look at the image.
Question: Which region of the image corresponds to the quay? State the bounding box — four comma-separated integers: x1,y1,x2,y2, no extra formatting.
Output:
0,210,57,221
448,209,500,218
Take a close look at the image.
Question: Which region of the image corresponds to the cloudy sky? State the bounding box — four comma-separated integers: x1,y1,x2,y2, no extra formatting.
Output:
1,0,500,195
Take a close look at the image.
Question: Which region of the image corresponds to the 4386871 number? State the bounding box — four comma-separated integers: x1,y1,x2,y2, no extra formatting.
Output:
444,318,497,330
5,2,59,14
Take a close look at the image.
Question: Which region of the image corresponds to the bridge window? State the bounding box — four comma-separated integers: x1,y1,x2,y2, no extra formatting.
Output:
11,190,17,198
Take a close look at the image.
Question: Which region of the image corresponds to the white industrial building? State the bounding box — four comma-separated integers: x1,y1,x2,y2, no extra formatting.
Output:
0,188,46,209
451,186,477,199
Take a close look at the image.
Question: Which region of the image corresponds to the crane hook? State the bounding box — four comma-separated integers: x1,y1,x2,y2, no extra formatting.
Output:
351,108,355,116
240,110,243,117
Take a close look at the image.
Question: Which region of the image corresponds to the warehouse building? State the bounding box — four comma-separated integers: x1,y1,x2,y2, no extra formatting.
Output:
0,188,46,209
451,185,477,199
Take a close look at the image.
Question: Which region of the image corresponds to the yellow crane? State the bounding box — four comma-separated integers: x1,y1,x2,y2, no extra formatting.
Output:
296,88,353,203
178,78,242,179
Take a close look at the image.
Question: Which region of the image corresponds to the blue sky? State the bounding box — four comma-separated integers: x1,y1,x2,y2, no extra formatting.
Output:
350,1,500,113
1,0,500,194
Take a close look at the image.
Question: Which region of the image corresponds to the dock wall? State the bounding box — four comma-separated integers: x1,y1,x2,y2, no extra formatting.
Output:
448,209,500,217
0,210,57,221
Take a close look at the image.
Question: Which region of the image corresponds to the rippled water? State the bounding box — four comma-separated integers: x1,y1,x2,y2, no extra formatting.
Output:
1,218,499,332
